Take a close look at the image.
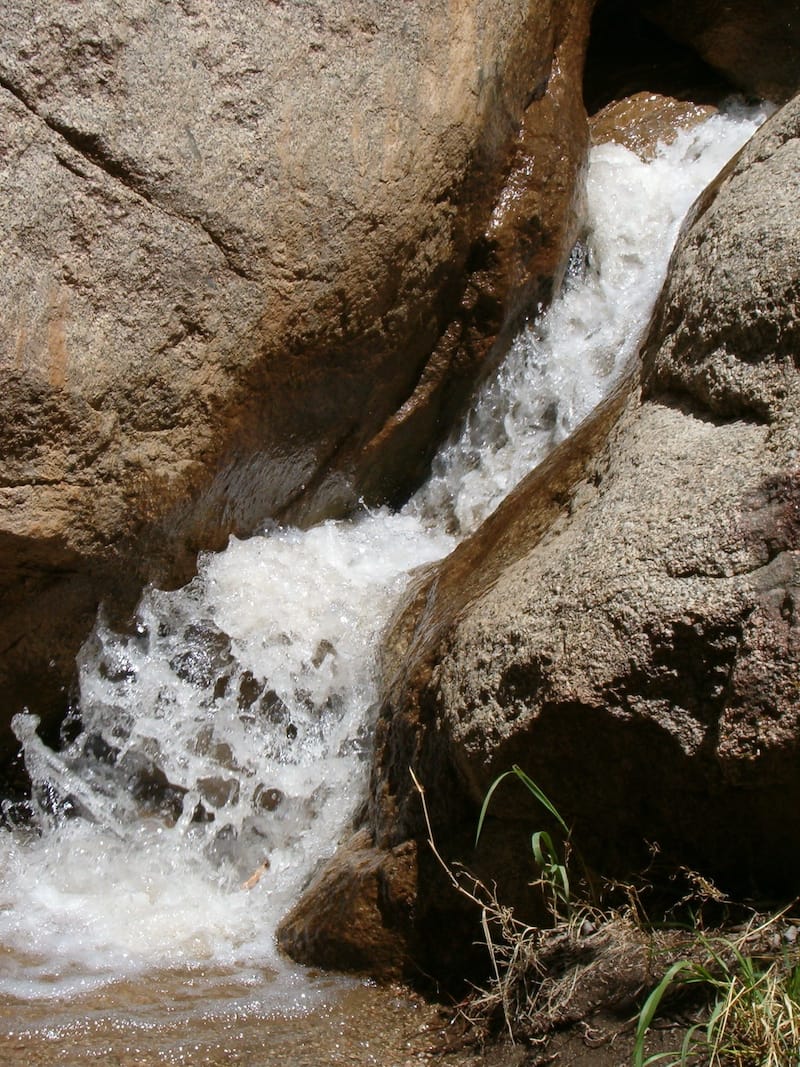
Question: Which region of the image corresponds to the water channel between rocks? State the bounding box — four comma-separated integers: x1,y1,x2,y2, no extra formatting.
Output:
0,104,767,1065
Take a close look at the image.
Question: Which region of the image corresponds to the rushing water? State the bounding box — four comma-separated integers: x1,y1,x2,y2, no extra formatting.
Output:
0,104,768,1054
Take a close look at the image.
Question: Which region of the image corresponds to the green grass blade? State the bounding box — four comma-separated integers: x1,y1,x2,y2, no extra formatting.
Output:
680,1019,705,1062
531,829,557,868
634,961,695,1067
510,765,569,834
532,830,570,908
786,964,800,1003
475,770,515,846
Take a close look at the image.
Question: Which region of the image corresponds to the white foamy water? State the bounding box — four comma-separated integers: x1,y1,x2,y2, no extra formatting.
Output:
414,103,770,534
0,102,768,1009
2,513,453,1004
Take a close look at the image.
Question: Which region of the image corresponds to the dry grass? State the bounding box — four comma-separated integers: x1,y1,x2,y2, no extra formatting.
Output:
635,910,800,1066
411,769,800,1065
411,770,677,1046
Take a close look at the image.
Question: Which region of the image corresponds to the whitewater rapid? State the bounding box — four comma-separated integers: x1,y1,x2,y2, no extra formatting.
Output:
0,103,768,1012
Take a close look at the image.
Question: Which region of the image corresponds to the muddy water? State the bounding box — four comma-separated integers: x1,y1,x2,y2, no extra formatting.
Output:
1,980,452,1067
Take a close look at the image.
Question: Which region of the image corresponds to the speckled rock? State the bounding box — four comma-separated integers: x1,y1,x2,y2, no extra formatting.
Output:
0,0,592,755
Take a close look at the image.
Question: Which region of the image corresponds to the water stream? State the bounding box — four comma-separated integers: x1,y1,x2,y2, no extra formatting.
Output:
0,104,767,1062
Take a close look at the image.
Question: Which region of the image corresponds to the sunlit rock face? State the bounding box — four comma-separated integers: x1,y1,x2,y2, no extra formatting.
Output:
0,0,593,751
589,92,717,158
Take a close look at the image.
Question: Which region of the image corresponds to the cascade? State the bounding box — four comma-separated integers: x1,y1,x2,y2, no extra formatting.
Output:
0,104,767,1045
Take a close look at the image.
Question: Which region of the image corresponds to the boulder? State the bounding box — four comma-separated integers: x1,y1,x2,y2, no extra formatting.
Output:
275,830,421,982
281,94,800,977
584,0,737,113
638,0,800,102
0,0,592,754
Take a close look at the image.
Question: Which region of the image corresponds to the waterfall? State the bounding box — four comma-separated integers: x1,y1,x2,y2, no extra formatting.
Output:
0,103,767,1019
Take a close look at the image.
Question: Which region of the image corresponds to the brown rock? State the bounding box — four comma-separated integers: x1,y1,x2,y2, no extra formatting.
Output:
639,0,800,102
0,0,592,755
276,830,420,982
642,95,800,420
590,92,716,158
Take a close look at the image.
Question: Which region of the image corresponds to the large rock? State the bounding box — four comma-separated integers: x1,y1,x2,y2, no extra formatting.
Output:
280,95,800,978
585,0,800,113
0,0,592,754
638,0,800,102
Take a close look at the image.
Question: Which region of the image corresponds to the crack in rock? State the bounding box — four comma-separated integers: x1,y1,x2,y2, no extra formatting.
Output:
0,70,257,283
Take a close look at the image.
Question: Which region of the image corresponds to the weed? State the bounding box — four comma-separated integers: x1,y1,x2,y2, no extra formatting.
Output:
475,764,573,921
412,764,800,1064
411,766,652,1045
634,911,800,1066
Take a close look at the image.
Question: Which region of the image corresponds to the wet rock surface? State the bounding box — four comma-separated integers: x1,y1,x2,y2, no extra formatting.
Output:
284,94,800,978
590,92,716,158
276,829,422,981
0,0,592,754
